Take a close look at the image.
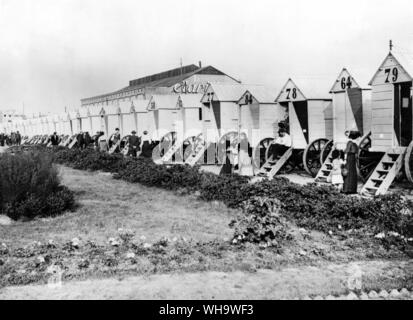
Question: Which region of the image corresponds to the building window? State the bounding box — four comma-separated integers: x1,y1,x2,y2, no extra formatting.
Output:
199,108,202,121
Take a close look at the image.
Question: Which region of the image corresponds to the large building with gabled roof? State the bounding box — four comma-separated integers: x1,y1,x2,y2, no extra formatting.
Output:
80,63,240,108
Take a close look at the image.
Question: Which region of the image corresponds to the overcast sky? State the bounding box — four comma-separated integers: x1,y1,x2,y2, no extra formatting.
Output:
1,0,413,115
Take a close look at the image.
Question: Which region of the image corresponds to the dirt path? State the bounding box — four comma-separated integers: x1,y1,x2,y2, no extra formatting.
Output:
0,260,412,300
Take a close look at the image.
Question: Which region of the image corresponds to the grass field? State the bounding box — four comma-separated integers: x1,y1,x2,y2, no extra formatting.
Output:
0,166,235,247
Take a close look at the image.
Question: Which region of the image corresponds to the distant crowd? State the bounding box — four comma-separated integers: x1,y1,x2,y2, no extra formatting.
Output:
0,131,22,146
47,128,154,158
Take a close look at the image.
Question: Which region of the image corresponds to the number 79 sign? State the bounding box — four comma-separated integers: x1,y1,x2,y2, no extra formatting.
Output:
384,67,399,83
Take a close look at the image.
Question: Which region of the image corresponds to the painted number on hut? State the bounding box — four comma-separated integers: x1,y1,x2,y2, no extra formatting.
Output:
384,67,399,83
341,77,352,89
286,88,297,100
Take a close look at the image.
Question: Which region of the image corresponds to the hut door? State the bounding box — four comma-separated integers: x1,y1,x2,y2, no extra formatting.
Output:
394,82,412,146
212,101,221,130
292,101,309,144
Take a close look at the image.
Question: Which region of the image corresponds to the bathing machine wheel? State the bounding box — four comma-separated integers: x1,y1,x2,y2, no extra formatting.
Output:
356,132,384,182
320,140,334,164
216,131,239,164
182,134,205,162
119,135,130,155
252,137,274,169
303,138,329,177
404,140,413,183
152,131,177,161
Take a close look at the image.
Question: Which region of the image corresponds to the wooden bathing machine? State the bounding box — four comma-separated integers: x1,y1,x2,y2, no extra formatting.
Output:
359,51,413,196
257,78,333,178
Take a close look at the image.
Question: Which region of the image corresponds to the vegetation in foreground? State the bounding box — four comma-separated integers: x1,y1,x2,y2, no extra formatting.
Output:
12,145,411,251
0,165,411,289
0,151,76,221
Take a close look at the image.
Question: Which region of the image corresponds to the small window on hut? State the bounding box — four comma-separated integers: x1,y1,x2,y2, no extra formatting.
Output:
199,108,203,121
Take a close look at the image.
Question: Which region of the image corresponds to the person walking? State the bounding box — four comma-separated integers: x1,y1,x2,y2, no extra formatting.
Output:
343,131,360,194
10,132,16,146
83,132,92,148
140,130,152,158
16,131,22,145
127,130,140,157
220,148,234,175
50,132,60,146
98,132,108,152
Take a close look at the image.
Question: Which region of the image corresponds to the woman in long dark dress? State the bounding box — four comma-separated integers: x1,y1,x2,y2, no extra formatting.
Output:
140,131,152,158
343,131,360,194
220,149,234,175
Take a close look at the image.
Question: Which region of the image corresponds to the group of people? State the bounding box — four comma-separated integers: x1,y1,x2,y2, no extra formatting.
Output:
91,128,153,159
0,131,22,146
329,131,360,194
47,128,154,160
75,131,93,149
220,126,360,195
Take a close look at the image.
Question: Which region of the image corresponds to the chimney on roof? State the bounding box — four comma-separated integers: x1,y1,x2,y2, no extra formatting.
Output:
198,61,202,68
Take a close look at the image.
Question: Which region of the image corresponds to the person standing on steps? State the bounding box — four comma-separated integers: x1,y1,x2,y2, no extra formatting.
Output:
343,131,360,194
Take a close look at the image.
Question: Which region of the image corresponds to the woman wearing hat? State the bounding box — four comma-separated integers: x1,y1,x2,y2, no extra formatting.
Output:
343,130,361,194
140,130,152,158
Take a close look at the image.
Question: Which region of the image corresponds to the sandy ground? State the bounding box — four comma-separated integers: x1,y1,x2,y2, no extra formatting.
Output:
0,260,411,300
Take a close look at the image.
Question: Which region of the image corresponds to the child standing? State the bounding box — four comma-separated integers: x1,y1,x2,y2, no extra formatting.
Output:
330,149,345,190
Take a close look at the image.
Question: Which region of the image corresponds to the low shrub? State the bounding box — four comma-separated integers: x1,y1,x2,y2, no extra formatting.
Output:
22,146,413,250
0,150,76,221
230,197,293,248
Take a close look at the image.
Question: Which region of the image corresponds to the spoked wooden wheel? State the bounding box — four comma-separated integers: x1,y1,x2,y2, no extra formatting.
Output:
303,138,329,177
152,131,177,160
404,140,413,183
320,140,334,164
357,132,384,182
183,134,205,162
119,135,130,155
217,131,239,164
253,137,274,169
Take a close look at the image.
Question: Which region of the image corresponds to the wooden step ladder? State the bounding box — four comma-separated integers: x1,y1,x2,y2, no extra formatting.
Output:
68,137,78,149
360,148,406,196
185,142,211,166
108,140,121,154
61,137,71,147
315,149,334,183
155,141,182,164
121,142,129,156
256,147,293,180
